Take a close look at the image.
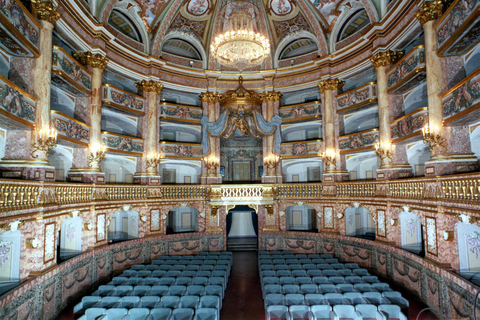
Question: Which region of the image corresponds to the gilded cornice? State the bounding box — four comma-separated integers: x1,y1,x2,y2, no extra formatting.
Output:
200,92,219,103
32,0,60,25
416,0,443,25
135,80,163,94
371,51,404,68
318,79,345,93
261,91,282,102
73,52,108,70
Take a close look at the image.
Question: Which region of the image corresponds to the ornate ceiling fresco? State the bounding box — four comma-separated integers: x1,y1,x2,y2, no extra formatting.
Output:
94,0,382,70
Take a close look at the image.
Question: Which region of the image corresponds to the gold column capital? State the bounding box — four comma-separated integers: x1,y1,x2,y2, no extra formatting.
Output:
416,0,443,25
32,0,60,25
261,91,282,102
74,52,108,70
135,80,163,95
371,50,404,68
200,92,219,103
318,78,344,93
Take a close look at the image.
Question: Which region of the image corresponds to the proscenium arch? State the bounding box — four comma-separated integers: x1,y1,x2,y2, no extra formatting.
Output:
275,30,320,68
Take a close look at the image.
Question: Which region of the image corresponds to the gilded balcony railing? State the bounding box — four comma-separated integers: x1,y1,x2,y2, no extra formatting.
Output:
339,128,379,153
102,84,145,116
390,107,428,143
1,173,480,212
101,131,144,156
436,0,480,56
441,68,480,126
50,110,90,146
279,101,321,123
387,45,426,94
159,102,203,123
52,46,92,96
160,141,203,159
337,82,377,114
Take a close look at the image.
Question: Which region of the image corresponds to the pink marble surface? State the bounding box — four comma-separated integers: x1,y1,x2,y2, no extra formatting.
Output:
8,57,35,94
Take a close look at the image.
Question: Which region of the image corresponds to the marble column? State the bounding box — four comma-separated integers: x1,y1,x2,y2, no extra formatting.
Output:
0,1,59,181
262,91,282,184
68,52,108,183
133,80,163,184
200,92,222,184
371,51,413,180
318,79,349,182
417,2,478,175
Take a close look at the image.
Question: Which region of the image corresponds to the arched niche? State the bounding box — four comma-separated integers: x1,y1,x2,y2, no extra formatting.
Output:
343,106,379,135
457,222,480,284
400,210,424,256
108,209,139,242
100,154,136,183
101,108,138,137
406,141,431,177
285,205,317,232
159,160,202,184
281,121,322,142
50,87,75,117
59,216,83,262
0,230,21,282
282,159,323,183
470,124,480,162
166,207,199,235
346,152,379,181
161,32,207,69
330,2,372,52
345,206,375,240
48,145,73,181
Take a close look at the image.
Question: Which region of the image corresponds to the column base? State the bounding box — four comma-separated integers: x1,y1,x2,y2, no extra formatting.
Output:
262,175,283,184
322,171,349,182
133,172,162,185
376,164,413,180
206,175,222,184
0,159,56,181
68,168,105,183
425,153,478,176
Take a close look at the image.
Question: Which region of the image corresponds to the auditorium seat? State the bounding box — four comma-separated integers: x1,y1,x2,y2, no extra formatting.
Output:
266,305,291,320
180,295,200,309
204,285,223,300
319,284,336,294
355,304,382,320
382,292,409,313
74,296,102,317
300,284,318,294
193,308,218,320
310,305,332,320
140,296,160,308
324,293,345,305
265,293,286,307
363,292,389,306
170,308,195,320
159,296,180,308
378,304,407,320
150,308,172,320
106,307,128,318
343,292,367,305
283,284,301,294
304,293,325,306
285,294,305,306
198,295,221,310
128,307,150,320
289,305,313,320
79,307,106,320
186,285,205,296
120,296,141,308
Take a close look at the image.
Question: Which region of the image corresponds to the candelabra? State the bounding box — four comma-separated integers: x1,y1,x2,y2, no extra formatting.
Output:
422,124,445,151
204,155,220,175
88,144,106,167
321,149,337,171
31,128,57,158
264,154,279,176
146,153,164,171
375,142,393,164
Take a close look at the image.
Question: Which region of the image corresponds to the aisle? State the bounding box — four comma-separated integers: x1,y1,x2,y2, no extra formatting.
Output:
220,252,265,320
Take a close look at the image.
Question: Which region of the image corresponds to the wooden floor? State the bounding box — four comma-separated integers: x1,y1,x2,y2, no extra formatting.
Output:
57,251,440,320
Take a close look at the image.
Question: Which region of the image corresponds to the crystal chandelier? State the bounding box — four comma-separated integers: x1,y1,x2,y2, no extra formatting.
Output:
210,11,270,71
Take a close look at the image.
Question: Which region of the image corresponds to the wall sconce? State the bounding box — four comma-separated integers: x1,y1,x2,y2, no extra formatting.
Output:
106,219,111,227
337,213,344,219
279,211,285,217
140,216,147,222
264,154,280,176
189,60,194,67
443,231,454,241
200,212,206,218
146,152,164,170
25,238,39,249
31,128,57,158
70,210,80,218
211,205,219,218
162,214,167,220
321,149,336,171
84,222,93,231
204,155,220,175
390,219,398,226
422,124,445,151
265,205,274,217
375,142,392,165
88,144,106,167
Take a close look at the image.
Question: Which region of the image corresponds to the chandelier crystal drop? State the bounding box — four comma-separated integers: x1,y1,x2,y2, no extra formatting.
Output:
210,11,270,72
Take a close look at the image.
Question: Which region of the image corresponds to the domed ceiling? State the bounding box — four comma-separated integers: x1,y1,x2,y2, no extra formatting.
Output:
95,0,381,71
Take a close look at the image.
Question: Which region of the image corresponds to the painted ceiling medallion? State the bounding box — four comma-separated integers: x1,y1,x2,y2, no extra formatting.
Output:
186,0,211,16
270,0,293,16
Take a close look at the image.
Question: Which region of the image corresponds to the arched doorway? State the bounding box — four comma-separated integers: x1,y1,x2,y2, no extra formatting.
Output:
226,205,258,251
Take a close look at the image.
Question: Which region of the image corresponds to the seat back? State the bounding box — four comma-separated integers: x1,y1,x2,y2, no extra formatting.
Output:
333,305,355,319
283,284,300,294
319,284,336,293
264,284,282,295
121,296,140,308
285,293,305,306
310,305,332,319
186,285,205,296
355,304,378,318
265,293,285,306
289,305,311,320
378,304,401,318
85,308,106,320
160,295,180,308
150,308,172,320
128,308,150,320
180,295,199,308
171,308,195,320
199,295,220,309
300,284,318,294
140,296,160,308
304,293,324,306
106,308,128,318
266,305,290,320
195,308,218,320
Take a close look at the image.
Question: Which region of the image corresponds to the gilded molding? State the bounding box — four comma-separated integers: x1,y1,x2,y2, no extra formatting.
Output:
135,80,163,95
318,79,345,93
73,52,108,70
261,91,282,102
200,92,219,103
371,51,404,68
32,0,60,25
416,0,443,25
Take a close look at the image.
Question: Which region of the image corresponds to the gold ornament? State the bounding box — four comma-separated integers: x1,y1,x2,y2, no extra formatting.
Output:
318,79,345,93
200,92,219,103
73,52,108,70
135,80,163,94
261,91,282,102
416,0,443,25
32,0,60,24
371,51,404,68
